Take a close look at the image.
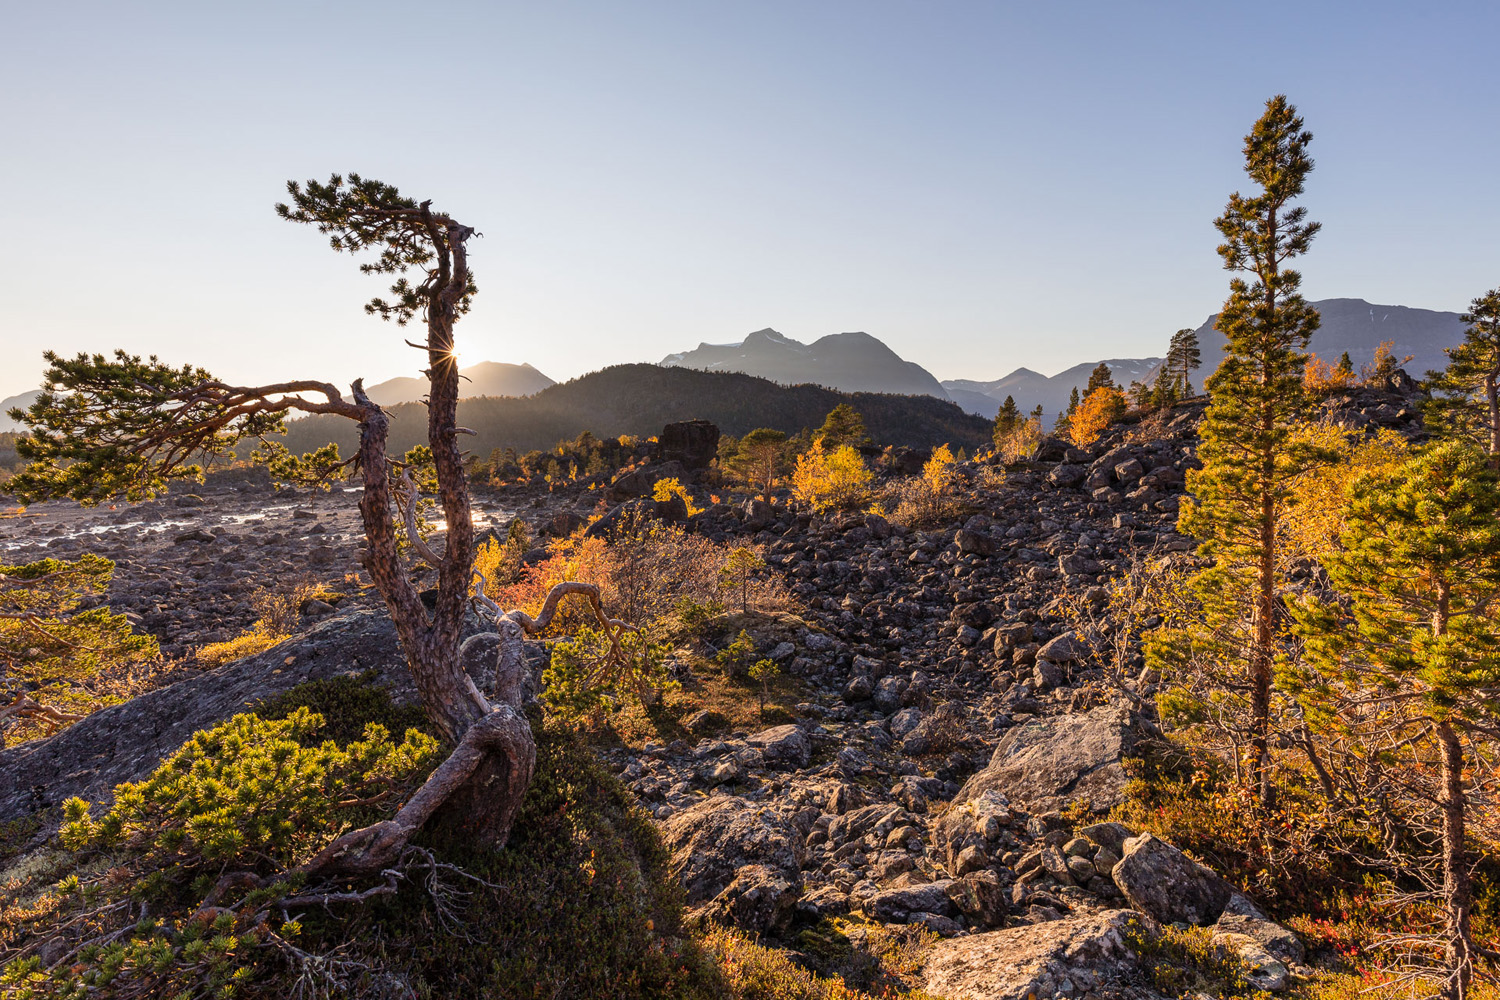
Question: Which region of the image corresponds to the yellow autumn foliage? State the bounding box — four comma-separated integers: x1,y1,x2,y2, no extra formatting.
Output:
1069,386,1127,445
1281,421,1411,562
792,442,874,512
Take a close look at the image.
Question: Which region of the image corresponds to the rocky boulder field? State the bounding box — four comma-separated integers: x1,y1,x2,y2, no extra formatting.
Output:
0,380,1428,999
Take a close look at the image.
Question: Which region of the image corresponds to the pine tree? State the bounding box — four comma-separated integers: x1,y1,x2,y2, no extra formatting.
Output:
3,174,638,884
1086,363,1116,395
1177,95,1323,806
1166,328,1202,395
815,403,867,449
728,427,788,501
1425,287,1500,468
1,554,159,746
1335,351,1354,379
992,395,1021,440
1054,386,1082,433
1293,443,1500,1000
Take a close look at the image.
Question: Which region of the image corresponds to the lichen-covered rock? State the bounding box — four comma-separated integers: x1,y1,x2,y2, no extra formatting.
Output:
921,910,1156,1000
1078,820,1137,856
950,703,1150,817
744,724,811,769
1112,832,1233,926
1048,464,1086,487
946,870,1008,929
660,796,807,905
1212,931,1290,991
1216,894,1305,965
863,879,957,922
697,864,800,937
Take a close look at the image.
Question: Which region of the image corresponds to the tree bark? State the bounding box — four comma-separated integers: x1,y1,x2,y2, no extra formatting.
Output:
297,705,535,880
1485,372,1498,471
1437,719,1473,1000
1249,203,1279,811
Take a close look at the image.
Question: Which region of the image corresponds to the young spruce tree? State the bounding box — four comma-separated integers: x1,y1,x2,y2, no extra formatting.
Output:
1293,442,1500,1000
1425,286,1500,468
1176,96,1322,806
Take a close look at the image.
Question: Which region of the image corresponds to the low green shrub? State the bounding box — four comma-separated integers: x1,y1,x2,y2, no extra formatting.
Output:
253,670,430,745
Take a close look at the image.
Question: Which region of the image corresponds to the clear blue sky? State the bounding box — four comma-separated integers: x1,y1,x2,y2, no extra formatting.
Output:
3,1,1497,397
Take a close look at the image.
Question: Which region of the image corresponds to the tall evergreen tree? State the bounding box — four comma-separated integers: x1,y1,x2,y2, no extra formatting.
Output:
992,395,1021,438
4,174,640,883
1054,386,1081,434
729,427,788,501
1085,362,1116,395
1177,95,1322,806
815,403,866,449
1425,286,1500,468
1293,443,1500,1000
1166,328,1202,395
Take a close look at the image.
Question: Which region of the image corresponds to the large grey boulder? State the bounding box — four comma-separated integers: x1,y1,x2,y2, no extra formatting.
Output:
1112,832,1233,926
660,796,807,906
1036,631,1087,664
950,704,1150,817
921,909,1155,1000
1211,892,1303,990
945,870,1009,929
744,724,811,769
862,879,957,923
1048,464,1086,487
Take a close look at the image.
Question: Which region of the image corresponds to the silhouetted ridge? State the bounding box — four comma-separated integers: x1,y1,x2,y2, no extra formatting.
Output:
274,364,991,457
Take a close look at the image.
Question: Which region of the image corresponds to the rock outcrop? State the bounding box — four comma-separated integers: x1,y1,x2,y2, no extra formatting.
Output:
953,704,1151,817
657,419,721,471
920,909,1155,1000
660,796,808,908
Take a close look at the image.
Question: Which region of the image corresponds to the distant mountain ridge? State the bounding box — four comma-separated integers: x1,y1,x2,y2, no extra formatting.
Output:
0,391,41,433
1,298,1472,434
1180,297,1466,384
661,328,950,399
944,359,1163,421
943,298,1469,421
274,364,992,459
365,361,554,406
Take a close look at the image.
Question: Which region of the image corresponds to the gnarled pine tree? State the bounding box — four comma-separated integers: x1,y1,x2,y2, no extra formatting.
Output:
7,174,631,881
1176,96,1323,806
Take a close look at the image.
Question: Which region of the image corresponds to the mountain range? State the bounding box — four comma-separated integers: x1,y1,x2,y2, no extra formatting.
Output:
364,361,555,406
271,364,993,458
0,298,1474,434
653,299,1470,421
660,329,948,398
944,359,1164,421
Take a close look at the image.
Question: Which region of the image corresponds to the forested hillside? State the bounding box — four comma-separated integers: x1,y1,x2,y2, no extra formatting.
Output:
273,363,992,456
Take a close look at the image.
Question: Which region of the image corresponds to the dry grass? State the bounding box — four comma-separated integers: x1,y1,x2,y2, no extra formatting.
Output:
191,582,329,667
593,652,807,749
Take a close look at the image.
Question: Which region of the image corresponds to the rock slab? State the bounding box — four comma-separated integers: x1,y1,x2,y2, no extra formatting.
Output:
921,909,1155,1000
953,704,1149,816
